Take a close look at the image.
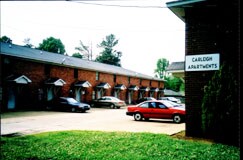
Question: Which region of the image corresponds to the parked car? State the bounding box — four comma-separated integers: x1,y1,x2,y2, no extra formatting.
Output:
126,100,185,123
162,100,185,108
46,97,90,112
90,96,126,109
136,97,156,104
159,97,181,103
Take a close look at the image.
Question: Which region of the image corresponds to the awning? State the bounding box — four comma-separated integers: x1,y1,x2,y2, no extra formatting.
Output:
128,85,139,91
114,84,127,90
96,82,111,89
150,87,159,92
139,86,150,91
74,80,92,88
6,74,32,84
45,78,66,86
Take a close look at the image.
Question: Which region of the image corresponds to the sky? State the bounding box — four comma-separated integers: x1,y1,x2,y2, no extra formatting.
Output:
1,0,185,77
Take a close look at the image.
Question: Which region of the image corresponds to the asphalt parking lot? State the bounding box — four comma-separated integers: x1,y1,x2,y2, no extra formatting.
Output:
1,107,185,136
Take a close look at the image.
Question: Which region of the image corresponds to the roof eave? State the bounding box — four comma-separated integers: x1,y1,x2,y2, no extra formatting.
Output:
166,0,206,22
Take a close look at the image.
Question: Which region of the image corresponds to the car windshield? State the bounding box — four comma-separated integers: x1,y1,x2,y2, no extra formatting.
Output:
67,98,78,103
110,97,120,101
159,100,175,108
103,97,120,102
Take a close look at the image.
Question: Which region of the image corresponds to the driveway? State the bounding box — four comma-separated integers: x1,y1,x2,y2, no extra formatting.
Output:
1,107,185,136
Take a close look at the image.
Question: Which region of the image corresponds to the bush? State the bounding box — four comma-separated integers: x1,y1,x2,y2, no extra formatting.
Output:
201,63,239,146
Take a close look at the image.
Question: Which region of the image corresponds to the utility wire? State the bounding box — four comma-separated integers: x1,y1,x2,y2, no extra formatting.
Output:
69,1,168,8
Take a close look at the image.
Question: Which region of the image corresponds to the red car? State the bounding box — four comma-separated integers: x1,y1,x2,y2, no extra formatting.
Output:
126,100,185,123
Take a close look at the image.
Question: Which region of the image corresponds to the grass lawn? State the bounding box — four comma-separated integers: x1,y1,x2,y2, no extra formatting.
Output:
1,131,240,160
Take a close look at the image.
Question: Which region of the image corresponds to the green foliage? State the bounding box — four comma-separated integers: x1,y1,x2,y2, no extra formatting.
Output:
201,63,239,146
0,35,12,43
154,58,184,92
72,52,83,59
1,131,239,160
154,58,169,79
37,37,66,54
165,76,184,92
179,82,185,92
95,34,122,66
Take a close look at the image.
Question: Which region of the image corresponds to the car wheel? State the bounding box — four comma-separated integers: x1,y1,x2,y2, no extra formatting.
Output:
110,104,115,109
173,114,182,123
71,107,76,112
134,113,143,121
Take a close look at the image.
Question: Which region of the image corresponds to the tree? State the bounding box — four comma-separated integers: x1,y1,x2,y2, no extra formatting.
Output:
0,35,12,43
95,34,122,66
72,52,83,59
37,37,65,54
164,76,183,92
23,38,33,48
75,40,92,60
154,58,169,79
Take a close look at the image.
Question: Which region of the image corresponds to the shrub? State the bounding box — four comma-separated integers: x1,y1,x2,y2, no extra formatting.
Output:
201,63,239,146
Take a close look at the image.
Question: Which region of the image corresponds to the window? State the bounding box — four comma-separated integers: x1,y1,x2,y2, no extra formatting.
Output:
140,79,142,85
149,102,156,108
128,77,131,84
158,103,166,109
150,80,152,86
74,69,78,78
140,102,149,108
3,57,13,76
113,74,117,83
96,72,99,81
44,64,51,76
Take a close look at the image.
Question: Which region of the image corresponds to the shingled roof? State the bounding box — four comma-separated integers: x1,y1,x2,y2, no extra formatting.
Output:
1,42,164,81
166,61,185,71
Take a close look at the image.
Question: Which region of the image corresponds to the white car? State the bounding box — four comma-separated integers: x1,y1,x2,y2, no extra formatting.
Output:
159,97,181,103
160,100,185,108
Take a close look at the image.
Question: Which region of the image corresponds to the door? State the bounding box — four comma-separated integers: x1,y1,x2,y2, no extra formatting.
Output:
97,97,106,106
103,97,111,106
75,88,81,102
128,91,133,104
153,102,171,119
139,102,154,118
7,87,15,109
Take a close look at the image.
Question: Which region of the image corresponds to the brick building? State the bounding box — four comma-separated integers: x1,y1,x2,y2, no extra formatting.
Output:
0,42,165,111
167,0,240,146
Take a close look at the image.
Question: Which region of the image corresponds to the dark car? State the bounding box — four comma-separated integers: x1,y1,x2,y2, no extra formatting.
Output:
126,100,185,123
136,97,156,104
90,96,126,109
46,97,90,112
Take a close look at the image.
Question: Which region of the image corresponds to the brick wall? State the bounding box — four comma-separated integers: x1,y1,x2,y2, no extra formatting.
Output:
1,55,164,110
185,1,239,137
